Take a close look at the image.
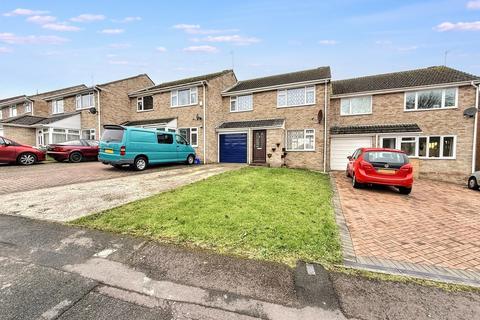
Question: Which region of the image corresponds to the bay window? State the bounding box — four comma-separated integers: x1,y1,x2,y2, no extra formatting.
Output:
380,135,456,159
230,95,253,112
52,99,64,114
76,93,95,110
405,87,457,111
286,129,315,151
340,96,372,115
171,87,198,107
277,86,315,107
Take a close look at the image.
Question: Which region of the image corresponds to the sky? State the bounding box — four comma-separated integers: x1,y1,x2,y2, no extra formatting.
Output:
1,0,480,98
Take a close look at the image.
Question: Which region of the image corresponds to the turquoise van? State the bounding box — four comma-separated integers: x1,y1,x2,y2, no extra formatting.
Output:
99,125,196,171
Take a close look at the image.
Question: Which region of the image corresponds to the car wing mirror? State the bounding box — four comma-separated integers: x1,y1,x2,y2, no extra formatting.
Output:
347,156,352,160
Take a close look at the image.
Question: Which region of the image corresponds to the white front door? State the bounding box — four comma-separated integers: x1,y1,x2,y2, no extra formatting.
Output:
330,136,373,170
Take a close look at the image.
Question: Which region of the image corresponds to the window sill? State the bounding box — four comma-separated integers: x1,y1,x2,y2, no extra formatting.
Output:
76,107,95,111
277,103,316,109
136,109,154,113
170,103,198,108
404,106,458,112
285,149,316,152
230,109,253,113
418,157,456,160
340,112,372,117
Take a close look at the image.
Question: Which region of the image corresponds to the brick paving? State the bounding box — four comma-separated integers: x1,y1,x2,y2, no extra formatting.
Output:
0,161,184,195
332,172,480,280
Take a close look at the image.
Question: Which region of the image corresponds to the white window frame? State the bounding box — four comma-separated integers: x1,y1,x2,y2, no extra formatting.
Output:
404,87,458,111
340,95,373,116
277,86,316,108
52,99,64,114
75,93,95,110
82,129,96,140
178,127,198,147
378,135,456,159
0,109,3,119
171,87,198,107
24,101,32,113
230,94,253,112
137,96,154,112
285,129,315,152
9,105,17,117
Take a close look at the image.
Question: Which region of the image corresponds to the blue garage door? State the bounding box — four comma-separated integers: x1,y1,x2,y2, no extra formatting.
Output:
219,133,247,163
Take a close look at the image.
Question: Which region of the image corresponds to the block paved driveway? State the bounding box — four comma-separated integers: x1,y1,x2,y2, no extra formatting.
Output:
333,172,480,277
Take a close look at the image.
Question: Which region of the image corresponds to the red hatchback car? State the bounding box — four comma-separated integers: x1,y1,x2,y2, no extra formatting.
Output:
346,148,414,194
47,139,99,163
0,136,46,165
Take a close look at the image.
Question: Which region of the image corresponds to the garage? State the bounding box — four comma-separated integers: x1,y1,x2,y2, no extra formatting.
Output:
219,133,248,163
330,136,372,170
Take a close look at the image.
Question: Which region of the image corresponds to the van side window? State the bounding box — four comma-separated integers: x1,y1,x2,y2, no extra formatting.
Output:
176,135,188,145
157,133,173,144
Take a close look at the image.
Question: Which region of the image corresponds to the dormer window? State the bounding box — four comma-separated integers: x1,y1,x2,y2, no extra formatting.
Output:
171,87,198,107
277,86,315,108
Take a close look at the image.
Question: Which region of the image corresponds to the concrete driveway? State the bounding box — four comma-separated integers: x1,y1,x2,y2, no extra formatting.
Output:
0,163,243,222
332,172,480,285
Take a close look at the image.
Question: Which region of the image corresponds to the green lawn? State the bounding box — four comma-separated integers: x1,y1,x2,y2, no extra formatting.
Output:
74,167,341,266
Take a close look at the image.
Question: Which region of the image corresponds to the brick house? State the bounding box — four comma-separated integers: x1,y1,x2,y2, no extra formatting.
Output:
0,74,153,146
126,70,237,163
328,66,480,183
217,67,331,170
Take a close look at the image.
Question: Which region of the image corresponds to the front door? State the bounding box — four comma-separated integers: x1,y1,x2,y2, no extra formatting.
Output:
252,130,266,163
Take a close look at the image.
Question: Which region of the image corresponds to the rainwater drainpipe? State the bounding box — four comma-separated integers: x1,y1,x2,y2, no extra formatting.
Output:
471,81,479,173
94,87,101,139
323,80,328,173
202,81,207,164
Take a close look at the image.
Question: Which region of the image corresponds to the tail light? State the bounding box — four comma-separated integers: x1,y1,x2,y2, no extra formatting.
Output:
120,146,126,156
399,163,413,174
360,160,374,173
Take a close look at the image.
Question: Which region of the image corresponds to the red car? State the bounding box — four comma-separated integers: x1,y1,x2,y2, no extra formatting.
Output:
346,148,414,194
47,139,99,163
0,136,46,165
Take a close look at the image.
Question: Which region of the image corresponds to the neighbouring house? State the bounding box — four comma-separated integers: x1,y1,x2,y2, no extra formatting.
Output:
0,74,153,146
126,70,237,163
329,66,480,183
218,67,331,170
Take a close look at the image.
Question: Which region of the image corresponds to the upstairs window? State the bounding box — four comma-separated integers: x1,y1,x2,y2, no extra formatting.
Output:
277,86,315,107
76,93,95,110
24,101,32,113
405,88,457,111
52,99,64,114
230,95,253,112
171,87,198,107
9,105,17,117
340,96,372,115
137,96,153,111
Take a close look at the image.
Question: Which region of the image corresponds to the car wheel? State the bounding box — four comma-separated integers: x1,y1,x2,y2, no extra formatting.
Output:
133,156,148,171
69,152,83,163
186,154,195,165
352,174,363,189
468,177,479,190
17,153,37,165
399,187,412,195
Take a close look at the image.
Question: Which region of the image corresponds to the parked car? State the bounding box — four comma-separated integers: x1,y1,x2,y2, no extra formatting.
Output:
346,148,414,195
468,172,480,190
0,136,46,165
47,140,99,163
99,125,196,171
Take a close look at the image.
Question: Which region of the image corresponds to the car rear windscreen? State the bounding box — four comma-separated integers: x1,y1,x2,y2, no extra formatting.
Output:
364,151,408,168
101,128,124,142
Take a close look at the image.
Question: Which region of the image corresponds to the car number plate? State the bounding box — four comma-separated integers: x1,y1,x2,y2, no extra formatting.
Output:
105,149,114,154
377,169,396,175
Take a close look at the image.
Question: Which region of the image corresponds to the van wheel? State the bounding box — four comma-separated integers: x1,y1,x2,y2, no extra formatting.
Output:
399,187,412,195
133,156,148,171
186,154,195,165
468,177,479,190
17,153,37,165
352,174,363,189
69,152,83,163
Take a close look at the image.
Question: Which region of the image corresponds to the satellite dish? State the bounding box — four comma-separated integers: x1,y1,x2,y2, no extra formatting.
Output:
463,107,478,118
89,107,97,114
317,110,323,124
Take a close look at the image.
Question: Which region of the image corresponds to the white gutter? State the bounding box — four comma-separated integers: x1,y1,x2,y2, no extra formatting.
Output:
323,82,328,173
202,81,207,164
94,87,101,139
129,81,206,97
471,81,479,173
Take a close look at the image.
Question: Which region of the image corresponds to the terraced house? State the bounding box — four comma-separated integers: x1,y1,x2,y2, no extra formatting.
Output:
0,74,153,146
329,66,480,183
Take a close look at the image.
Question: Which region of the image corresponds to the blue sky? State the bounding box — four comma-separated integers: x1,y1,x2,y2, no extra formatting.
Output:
1,0,480,98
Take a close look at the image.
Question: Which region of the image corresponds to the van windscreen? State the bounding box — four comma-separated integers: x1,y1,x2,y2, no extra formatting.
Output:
101,128,124,142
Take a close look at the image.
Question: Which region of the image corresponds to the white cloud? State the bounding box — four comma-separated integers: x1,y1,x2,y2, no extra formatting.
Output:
156,46,167,52
108,43,131,48
26,15,57,24
108,60,129,65
318,40,338,45
42,23,81,32
100,29,124,34
71,14,105,22
173,24,237,35
192,35,260,45
435,21,480,31
183,45,218,53
467,1,480,9
113,16,142,23
0,32,68,45
0,47,13,53
3,8,49,17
